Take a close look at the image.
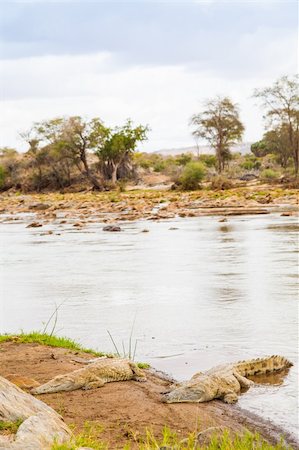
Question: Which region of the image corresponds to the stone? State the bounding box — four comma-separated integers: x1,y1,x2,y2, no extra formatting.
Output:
0,376,71,449
257,194,272,204
28,203,50,211
103,225,121,232
239,174,258,181
26,222,42,228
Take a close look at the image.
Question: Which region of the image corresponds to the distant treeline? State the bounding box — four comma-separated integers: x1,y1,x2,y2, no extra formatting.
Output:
0,75,298,192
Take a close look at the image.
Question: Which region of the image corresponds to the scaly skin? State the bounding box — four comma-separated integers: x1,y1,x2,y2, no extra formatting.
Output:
162,355,293,404
31,358,146,394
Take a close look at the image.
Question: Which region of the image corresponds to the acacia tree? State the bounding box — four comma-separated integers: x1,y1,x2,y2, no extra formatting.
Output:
61,116,108,189
253,75,299,175
251,124,293,168
96,120,149,184
22,117,108,190
0,148,20,190
190,97,244,172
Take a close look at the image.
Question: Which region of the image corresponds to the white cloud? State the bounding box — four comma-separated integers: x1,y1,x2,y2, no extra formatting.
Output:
0,27,297,152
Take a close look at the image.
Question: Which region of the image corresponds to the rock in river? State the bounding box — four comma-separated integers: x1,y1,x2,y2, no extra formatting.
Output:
103,225,122,232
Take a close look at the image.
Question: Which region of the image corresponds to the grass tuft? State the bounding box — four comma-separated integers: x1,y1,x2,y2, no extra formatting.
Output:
0,332,109,357
52,422,108,450
50,424,292,450
0,419,23,434
137,362,150,369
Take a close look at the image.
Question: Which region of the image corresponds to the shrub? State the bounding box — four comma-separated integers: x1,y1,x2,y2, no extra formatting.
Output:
175,153,193,166
210,175,233,190
178,162,206,190
241,158,261,170
153,161,166,172
199,154,217,168
225,165,242,178
161,157,178,175
0,165,6,189
260,169,280,182
261,153,277,169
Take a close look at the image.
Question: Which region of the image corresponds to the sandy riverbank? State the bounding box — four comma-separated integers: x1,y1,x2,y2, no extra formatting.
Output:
0,341,297,449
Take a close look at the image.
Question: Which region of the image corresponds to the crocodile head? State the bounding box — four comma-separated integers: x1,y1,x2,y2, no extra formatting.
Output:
161,384,208,403
31,375,80,394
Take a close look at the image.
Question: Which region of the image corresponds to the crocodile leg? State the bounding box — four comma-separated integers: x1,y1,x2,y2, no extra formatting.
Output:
82,378,105,390
133,376,147,382
233,371,254,390
222,391,239,404
128,362,147,382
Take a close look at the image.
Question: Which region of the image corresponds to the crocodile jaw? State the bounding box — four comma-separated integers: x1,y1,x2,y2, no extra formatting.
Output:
31,377,81,394
161,386,206,403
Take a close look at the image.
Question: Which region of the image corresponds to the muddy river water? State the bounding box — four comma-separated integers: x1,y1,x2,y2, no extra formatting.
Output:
0,213,298,436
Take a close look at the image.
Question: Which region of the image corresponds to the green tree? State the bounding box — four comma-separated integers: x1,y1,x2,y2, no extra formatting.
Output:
253,75,299,174
251,140,269,158
0,166,6,189
190,97,244,172
0,148,21,189
252,124,293,168
22,117,108,190
26,143,49,191
61,116,108,188
96,120,149,184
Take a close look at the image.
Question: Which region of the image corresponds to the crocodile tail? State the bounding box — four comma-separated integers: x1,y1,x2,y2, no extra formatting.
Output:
235,355,293,377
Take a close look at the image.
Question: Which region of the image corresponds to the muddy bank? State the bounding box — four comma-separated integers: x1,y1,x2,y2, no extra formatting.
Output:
0,342,297,448
0,187,298,228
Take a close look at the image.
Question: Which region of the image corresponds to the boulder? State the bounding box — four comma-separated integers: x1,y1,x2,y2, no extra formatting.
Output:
0,376,71,449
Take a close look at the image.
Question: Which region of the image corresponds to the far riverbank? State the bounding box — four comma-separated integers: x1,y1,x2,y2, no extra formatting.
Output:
0,185,298,227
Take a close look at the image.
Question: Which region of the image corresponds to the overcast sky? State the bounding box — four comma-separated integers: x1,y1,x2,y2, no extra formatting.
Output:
0,0,297,152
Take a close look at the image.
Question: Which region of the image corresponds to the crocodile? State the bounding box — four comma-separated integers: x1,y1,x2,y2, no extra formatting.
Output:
162,355,292,404
31,358,146,394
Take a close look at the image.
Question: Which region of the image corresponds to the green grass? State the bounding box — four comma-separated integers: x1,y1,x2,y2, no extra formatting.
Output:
0,332,149,368
52,422,108,450
0,332,108,357
136,362,150,369
0,419,23,434
51,425,292,450
138,428,291,450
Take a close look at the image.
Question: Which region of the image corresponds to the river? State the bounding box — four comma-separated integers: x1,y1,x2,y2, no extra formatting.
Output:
0,212,298,436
